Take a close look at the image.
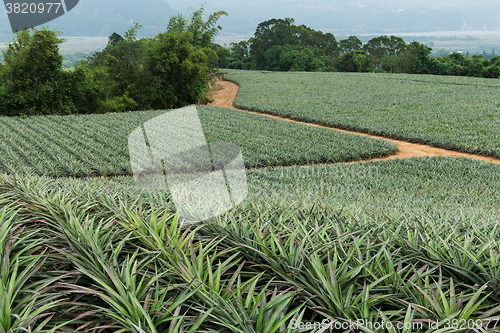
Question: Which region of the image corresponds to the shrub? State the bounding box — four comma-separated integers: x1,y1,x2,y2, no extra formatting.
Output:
146,31,209,109
482,63,500,78
334,50,374,72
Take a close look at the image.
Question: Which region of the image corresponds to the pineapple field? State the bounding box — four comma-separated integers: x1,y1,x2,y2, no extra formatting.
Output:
227,70,500,157
0,107,395,177
1,70,500,332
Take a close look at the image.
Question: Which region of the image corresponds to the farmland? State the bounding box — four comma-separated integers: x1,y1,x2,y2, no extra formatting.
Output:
34,155,500,221
249,157,500,220
3,162,500,330
0,106,396,177
2,70,500,331
227,70,500,157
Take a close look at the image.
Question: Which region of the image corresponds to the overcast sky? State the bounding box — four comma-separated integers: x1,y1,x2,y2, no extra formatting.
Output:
1,0,499,41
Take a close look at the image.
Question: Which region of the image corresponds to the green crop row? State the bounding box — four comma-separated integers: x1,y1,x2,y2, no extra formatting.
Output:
44,156,500,222
226,70,500,158
247,156,500,221
1,166,500,331
0,106,396,177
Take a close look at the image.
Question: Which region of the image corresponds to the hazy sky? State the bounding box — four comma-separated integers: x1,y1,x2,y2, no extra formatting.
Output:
1,0,499,42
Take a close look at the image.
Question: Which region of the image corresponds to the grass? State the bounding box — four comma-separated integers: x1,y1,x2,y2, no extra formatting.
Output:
0,106,396,177
225,69,500,158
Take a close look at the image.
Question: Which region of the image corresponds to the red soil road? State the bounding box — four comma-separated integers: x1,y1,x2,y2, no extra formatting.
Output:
207,80,500,165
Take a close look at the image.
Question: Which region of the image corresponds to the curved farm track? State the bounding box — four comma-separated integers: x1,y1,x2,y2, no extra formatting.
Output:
207,80,500,165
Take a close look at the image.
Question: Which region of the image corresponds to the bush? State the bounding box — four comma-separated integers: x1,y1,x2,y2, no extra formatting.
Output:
146,31,209,109
0,16,221,116
334,50,374,72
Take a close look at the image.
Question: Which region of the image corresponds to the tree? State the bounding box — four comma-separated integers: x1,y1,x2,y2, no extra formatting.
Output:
403,41,433,74
221,40,252,69
108,32,124,46
364,36,392,57
166,7,227,72
293,25,339,55
167,13,188,34
339,36,362,52
147,31,209,108
363,36,393,68
231,40,250,59
167,7,228,48
279,45,331,71
0,27,74,115
86,23,150,110
483,55,500,78
124,22,142,42
334,50,373,72
249,18,297,69
389,36,406,55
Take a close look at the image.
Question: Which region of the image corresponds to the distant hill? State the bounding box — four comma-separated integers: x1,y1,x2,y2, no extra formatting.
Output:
200,0,500,36
1,0,499,41
0,0,176,39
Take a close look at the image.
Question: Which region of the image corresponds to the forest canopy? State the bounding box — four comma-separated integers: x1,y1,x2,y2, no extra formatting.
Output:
0,7,225,116
219,18,500,78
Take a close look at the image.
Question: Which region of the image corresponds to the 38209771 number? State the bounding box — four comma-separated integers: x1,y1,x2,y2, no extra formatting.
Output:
5,2,62,14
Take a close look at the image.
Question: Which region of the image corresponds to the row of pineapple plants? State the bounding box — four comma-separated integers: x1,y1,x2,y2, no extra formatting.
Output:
226,70,500,159
0,106,396,178
1,173,500,332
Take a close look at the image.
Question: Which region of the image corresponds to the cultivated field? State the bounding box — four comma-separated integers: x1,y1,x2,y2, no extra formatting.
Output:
2,71,500,331
0,106,395,177
227,70,500,157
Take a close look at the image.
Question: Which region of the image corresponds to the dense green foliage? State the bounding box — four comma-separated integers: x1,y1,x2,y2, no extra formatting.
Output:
433,53,500,78
219,18,339,71
333,50,374,73
226,70,500,157
220,17,500,78
1,160,500,330
86,24,210,111
0,8,226,116
0,106,396,177
1,20,500,330
0,29,75,115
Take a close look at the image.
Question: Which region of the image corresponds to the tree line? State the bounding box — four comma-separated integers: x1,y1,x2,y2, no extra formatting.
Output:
218,18,500,79
0,8,227,117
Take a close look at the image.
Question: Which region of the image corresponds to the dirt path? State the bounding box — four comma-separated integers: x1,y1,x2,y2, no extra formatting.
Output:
207,80,500,165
